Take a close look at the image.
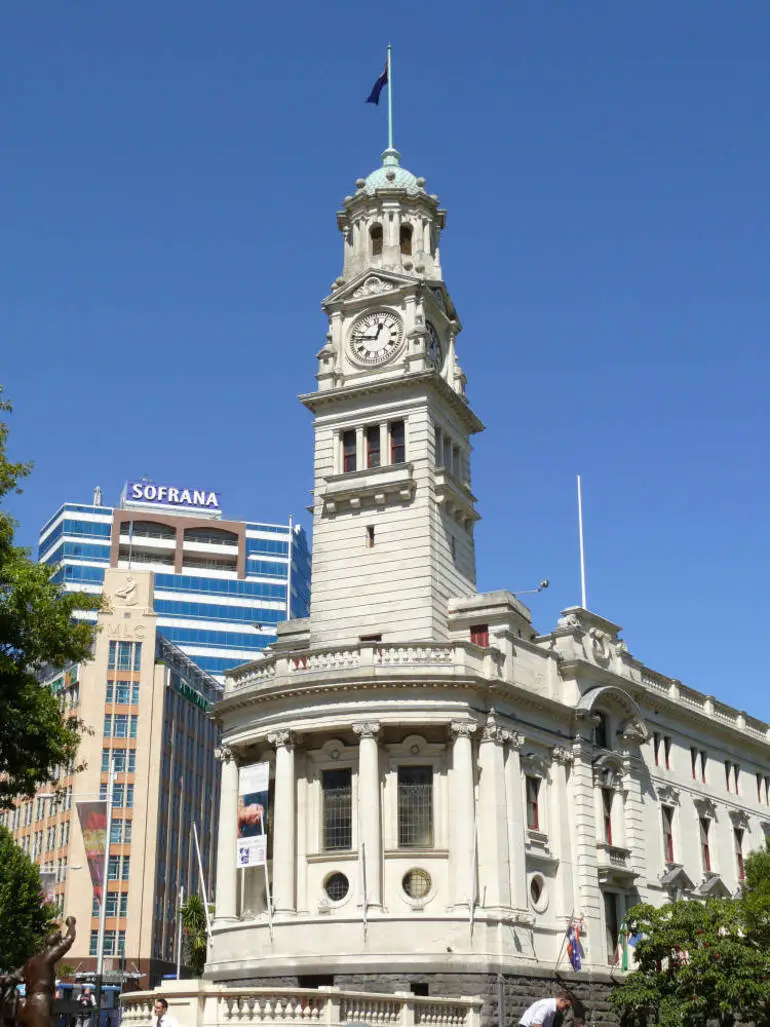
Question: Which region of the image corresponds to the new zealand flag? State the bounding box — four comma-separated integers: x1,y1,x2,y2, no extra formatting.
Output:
366,63,388,105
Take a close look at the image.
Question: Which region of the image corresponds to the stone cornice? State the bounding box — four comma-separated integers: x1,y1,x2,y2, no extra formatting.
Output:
299,370,484,435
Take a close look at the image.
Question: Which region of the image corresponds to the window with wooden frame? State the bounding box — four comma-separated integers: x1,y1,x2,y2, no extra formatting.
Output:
734,828,745,881
526,776,541,831
366,425,381,468
662,805,675,863
342,430,357,473
470,624,489,647
390,420,405,464
699,817,712,872
601,788,614,845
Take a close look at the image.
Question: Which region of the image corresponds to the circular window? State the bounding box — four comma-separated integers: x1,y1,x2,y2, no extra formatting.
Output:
324,872,349,902
528,873,548,912
402,868,432,900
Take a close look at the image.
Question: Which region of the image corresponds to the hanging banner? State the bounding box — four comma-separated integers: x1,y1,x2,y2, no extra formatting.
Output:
236,762,269,868
76,800,108,901
39,870,57,906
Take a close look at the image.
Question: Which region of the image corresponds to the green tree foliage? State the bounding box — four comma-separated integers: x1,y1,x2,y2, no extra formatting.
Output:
742,847,770,950
0,825,57,971
611,857,770,1027
0,389,98,806
180,894,209,977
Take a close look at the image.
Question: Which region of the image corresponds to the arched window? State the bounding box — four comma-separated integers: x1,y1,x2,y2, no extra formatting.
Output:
400,224,412,255
370,224,383,256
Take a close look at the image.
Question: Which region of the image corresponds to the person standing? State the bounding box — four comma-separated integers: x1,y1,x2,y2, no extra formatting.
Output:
152,997,179,1027
76,987,95,1027
519,990,574,1027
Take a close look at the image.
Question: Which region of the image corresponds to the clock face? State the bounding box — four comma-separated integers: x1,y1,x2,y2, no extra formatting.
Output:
349,310,404,366
426,322,442,367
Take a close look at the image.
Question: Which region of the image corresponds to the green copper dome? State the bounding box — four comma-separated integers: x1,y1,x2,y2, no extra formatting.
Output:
362,148,423,196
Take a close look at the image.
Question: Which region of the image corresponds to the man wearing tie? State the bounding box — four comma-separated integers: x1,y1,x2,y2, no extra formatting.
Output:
153,998,180,1027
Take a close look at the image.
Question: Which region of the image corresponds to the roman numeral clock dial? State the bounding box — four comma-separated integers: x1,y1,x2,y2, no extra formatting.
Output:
349,311,404,366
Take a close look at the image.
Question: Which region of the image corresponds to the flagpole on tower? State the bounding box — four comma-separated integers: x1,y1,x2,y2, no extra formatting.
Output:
387,44,393,150
577,474,587,609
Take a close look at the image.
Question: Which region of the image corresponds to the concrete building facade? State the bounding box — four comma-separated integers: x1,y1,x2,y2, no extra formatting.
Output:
204,145,770,1021
0,569,222,985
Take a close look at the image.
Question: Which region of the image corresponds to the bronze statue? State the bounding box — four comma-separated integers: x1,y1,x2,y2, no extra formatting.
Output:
12,917,77,1027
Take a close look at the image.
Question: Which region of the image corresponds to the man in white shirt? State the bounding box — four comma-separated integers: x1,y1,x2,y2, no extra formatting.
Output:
153,997,180,1027
519,990,574,1027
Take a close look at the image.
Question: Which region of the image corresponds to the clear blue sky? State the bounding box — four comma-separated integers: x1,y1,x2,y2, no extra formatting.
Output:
2,2,768,717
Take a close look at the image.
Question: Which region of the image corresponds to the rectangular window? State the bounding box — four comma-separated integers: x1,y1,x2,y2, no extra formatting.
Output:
121,856,130,881
342,430,357,473
102,748,127,773
398,766,433,848
89,931,98,957
119,893,128,918
601,788,614,845
662,806,675,863
322,768,352,851
759,773,764,804
653,732,661,767
113,715,129,739
735,828,745,881
366,425,381,468
664,736,672,770
130,715,138,739
470,624,489,647
700,818,711,872
734,764,740,795
593,714,609,751
691,747,698,780
725,759,732,792
700,751,707,784
525,776,540,831
108,855,120,881
366,525,375,549
110,820,123,845
390,420,405,464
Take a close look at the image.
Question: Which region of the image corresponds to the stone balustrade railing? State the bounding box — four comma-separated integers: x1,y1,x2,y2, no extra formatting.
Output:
227,642,500,694
121,986,482,1027
640,668,769,742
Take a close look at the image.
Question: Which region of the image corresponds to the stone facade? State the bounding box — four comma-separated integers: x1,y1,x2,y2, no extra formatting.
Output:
206,147,770,1015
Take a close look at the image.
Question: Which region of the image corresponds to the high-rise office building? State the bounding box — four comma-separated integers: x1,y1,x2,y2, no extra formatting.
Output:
0,569,222,983
37,482,311,681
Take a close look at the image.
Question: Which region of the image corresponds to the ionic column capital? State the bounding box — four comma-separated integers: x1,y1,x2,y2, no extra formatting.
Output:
267,729,295,750
352,721,382,740
450,720,478,739
551,745,574,767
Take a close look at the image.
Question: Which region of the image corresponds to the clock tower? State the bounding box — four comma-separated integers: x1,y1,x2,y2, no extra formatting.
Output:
302,147,483,645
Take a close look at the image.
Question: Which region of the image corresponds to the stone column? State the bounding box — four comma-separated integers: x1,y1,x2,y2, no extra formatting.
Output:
551,746,577,923
504,732,527,910
476,719,511,911
620,728,647,882
214,746,239,921
571,737,603,964
450,721,477,909
353,721,382,907
268,730,296,914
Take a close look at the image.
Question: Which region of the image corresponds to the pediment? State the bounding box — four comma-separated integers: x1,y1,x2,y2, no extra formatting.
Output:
660,863,695,893
322,270,421,309
322,271,459,323
695,873,731,899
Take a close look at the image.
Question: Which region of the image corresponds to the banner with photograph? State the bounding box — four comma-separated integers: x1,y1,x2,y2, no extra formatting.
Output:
39,870,57,906
76,800,108,901
236,761,269,868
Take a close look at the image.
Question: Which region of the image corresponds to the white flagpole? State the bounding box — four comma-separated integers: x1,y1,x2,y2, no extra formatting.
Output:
192,822,212,938
361,841,368,939
577,475,587,609
387,44,393,151
468,814,478,935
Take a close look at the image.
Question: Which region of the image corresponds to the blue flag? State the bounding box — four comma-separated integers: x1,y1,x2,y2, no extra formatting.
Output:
366,63,388,105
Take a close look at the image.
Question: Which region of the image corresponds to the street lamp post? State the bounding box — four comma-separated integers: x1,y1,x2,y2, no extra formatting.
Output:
94,765,116,1027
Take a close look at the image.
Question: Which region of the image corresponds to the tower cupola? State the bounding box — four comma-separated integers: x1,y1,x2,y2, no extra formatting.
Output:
336,148,445,284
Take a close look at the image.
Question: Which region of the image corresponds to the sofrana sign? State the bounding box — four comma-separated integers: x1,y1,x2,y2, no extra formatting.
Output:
125,481,221,510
